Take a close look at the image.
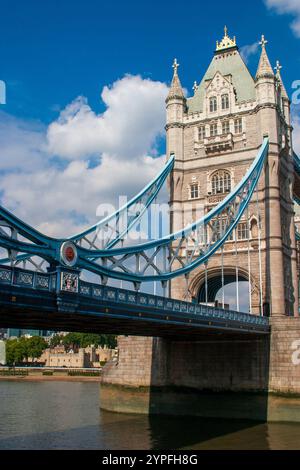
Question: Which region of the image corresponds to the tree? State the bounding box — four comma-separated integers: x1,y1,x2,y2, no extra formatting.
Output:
26,336,47,361
5,336,47,365
6,338,27,365
61,333,117,351
49,334,64,348
62,333,82,351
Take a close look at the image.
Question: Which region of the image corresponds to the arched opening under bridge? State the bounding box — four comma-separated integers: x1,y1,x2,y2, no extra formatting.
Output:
196,267,250,313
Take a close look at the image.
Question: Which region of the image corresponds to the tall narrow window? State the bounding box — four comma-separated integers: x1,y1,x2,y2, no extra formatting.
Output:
221,94,229,110
234,118,243,134
210,123,218,137
213,218,233,241
190,183,199,199
209,96,217,113
211,170,231,194
222,120,230,135
198,126,206,141
237,222,249,240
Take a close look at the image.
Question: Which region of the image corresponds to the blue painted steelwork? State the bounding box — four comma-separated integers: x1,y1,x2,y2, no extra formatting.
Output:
0,264,269,334
294,151,300,177
0,155,174,268
70,154,175,249
73,138,269,282
0,139,269,283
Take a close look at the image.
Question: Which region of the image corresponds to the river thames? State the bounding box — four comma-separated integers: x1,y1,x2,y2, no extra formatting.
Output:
0,380,300,450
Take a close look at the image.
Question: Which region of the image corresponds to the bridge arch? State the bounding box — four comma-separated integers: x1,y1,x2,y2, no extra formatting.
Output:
189,266,259,313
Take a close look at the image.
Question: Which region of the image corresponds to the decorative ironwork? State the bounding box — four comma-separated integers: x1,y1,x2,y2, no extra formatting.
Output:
61,272,79,293
80,284,91,296
0,268,11,283
74,139,269,284
17,271,34,286
0,264,270,332
0,156,174,271
35,275,50,289
60,241,78,267
70,155,174,250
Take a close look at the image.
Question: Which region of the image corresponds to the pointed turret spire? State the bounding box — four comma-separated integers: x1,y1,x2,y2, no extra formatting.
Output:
166,58,185,102
274,60,289,100
256,35,274,79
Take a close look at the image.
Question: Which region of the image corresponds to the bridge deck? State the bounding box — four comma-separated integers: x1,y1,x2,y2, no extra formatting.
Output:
0,265,269,338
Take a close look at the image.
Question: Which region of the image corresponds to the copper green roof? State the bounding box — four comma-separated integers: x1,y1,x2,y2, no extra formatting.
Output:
187,49,256,114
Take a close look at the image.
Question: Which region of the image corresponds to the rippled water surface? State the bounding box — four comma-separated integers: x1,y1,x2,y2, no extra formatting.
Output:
0,381,300,449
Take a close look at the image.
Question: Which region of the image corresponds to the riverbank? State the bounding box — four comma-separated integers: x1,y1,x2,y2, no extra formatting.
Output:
0,367,102,382
0,375,100,382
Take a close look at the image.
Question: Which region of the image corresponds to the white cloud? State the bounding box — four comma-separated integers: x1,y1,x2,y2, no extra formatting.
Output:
265,0,300,37
240,42,259,64
47,75,168,160
0,75,168,238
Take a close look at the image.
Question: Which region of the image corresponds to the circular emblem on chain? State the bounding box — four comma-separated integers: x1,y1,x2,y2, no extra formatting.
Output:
60,241,78,267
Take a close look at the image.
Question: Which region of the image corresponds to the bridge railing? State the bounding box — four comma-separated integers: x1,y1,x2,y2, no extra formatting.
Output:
78,280,269,327
0,264,55,291
0,264,269,328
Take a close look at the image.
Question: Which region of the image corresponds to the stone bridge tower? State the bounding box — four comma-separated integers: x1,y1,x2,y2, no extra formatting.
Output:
101,30,300,420
167,28,298,317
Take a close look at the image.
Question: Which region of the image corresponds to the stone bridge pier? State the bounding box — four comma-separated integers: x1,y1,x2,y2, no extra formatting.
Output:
100,318,300,422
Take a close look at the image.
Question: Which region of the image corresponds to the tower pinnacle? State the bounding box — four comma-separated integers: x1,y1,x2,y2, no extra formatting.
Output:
274,60,289,100
166,58,185,102
274,60,282,76
256,34,274,79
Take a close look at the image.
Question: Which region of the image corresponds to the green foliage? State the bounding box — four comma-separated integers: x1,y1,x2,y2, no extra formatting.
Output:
49,334,63,348
42,370,53,376
49,333,117,351
0,368,28,376
67,370,101,377
6,338,27,365
5,336,47,366
26,336,47,360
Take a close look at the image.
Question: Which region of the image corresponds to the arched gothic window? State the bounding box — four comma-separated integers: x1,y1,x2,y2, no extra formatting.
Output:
211,170,231,195
209,96,217,113
221,94,229,110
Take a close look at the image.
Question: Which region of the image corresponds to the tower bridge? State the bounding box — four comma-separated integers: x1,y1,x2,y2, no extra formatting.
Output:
1,28,300,421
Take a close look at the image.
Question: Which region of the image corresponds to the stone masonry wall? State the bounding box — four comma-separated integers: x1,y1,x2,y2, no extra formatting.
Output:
167,337,270,391
269,317,300,394
102,318,300,395
101,336,154,387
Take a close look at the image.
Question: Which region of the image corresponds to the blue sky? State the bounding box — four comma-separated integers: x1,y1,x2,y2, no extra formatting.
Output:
0,0,299,306
1,0,300,123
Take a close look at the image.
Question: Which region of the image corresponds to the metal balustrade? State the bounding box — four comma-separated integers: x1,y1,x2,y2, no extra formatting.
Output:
0,264,269,331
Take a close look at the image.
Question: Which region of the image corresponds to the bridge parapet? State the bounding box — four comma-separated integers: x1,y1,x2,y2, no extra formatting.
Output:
0,264,269,336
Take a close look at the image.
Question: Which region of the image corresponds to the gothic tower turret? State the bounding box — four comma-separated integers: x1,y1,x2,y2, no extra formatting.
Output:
255,35,276,107
166,59,185,160
166,59,186,234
